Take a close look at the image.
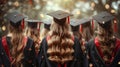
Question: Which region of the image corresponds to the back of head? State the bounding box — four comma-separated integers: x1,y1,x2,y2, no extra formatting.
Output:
93,11,115,45
25,20,41,42
47,10,74,64
25,20,41,54
4,11,26,65
79,18,93,42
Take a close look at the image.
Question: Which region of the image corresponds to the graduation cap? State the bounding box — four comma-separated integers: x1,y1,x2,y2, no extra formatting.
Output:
79,18,91,26
47,10,73,24
26,20,41,30
70,19,80,31
42,19,52,30
78,18,91,32
4,11,26,28
93,11,114,29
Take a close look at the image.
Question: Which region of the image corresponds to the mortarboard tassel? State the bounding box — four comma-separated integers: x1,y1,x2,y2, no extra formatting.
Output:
29,0,33,5
21,19,24,29
92,19,94,29
67,16,70,24
58,64,66,67
80,25,83,33
58,64,61,67
114,18,117,32
64,64,66,67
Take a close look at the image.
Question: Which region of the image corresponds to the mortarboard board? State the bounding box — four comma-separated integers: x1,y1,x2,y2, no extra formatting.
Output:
70,19,80,31
42,19,52,30
79,18,91,27
47,10,73,24
78,18,92,32
93,11,114,28
26,20,41,29
47,10,73,19
4,11,26,27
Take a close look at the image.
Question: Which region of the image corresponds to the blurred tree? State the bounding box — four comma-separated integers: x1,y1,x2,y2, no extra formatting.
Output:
0,0,120,38
0,0,47,36
91,0,120,38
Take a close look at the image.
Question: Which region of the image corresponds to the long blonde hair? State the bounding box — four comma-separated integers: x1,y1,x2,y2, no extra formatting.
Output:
26,27,40,55
40,28,50,41
47,18,74,64
9,22,25,66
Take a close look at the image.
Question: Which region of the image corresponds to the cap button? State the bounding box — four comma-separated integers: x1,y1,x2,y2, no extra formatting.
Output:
102,21,105,24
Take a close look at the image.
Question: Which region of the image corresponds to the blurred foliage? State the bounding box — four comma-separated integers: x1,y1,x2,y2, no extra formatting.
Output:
0,0,120,38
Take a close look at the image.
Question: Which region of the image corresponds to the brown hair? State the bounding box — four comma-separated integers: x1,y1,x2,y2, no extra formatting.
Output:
96,21,116,63
97,22,115,44
72,30,82,42
9,22,25,66
81,22,93,42
47,18,74,64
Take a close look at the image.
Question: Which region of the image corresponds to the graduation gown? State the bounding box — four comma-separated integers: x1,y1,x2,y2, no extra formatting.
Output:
37,37,88,67
86,38,120,67
0,36,36,67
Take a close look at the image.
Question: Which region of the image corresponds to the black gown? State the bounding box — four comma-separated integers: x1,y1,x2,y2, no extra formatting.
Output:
37,37,88,67
86,38,120,67
0,36,36,67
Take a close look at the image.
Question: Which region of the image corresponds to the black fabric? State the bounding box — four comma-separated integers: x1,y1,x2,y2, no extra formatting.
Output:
71,25,79,31
86,39,120,67
28,22,38,28
26,20,41,29
37,37,88,67
44,24,50,30
0,36,36,67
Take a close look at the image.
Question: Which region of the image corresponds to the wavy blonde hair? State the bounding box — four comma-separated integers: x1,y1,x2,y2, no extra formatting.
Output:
9,22,25,66
40,28,50,41
26,27,40,54
47,18,74,64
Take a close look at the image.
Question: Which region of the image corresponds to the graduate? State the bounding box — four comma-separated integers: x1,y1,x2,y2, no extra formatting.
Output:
0,11,36,67
26,20,42,55
78,18,94,56
79,18,94,43
40,19,51,41
37,10,88,67
70,19,86,53
70,19,82,42
86,11,120,67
